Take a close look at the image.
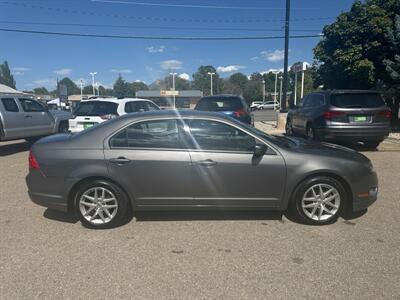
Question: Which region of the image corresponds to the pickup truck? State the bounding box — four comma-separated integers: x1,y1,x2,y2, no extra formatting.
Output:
0,95,71,143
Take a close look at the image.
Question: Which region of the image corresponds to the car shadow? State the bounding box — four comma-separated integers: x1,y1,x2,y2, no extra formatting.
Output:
0,141,30,156
43,209,78,224
134,210,283,222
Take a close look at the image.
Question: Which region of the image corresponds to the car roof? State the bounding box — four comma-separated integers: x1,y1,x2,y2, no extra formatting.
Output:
80,97,154,104
200,94,242,100
310,90,380,95
117,109,233,121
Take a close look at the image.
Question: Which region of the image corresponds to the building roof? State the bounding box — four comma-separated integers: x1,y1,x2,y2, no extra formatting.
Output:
136,90,203,97
0,83,24,94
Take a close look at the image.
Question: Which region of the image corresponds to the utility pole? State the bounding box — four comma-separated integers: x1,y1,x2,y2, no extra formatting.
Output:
279,76,283,106
301,63,306,99
281,0,291,112
262,79,266,102
207,72,215,96
170,72,177,108
273,71,279,110
294,72,298,106
89,72,97,97
79,79,84,100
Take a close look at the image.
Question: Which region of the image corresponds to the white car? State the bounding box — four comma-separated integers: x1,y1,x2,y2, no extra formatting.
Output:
250,101,263,110
257,101,280,110
69,98,160,133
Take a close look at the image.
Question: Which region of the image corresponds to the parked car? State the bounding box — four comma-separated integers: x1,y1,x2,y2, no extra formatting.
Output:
27,110,378,228
194,94,253,125
250,101,263,111
68,98,160,133
286,90,391,148
257,101,280,110
0,95,71,143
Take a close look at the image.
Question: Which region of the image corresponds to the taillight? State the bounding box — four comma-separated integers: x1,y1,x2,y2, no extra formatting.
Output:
377,110,392,119
100,114,117,120
29,151,40,170
233,108,248,118
323,111,345,120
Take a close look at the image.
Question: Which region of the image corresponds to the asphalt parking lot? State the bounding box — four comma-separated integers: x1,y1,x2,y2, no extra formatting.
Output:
1,139,400,299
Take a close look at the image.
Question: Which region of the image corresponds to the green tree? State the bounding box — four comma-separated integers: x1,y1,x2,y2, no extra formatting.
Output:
128,81,149,97
113,75,128,99
228,73,248,95
0,61,16,89
57,77,79,95
82,85,93,95
192,65,219,96
33,87,49,95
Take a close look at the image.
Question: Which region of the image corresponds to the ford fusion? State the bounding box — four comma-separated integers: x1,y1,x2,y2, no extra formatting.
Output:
26,110,378,228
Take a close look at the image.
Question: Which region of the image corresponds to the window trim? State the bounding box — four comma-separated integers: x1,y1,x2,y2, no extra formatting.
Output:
18,98,45,112
1,97,20,112
105,116,277,155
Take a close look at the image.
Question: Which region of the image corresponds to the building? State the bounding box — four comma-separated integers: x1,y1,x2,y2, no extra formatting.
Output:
136,90,203,109
0,83,27,97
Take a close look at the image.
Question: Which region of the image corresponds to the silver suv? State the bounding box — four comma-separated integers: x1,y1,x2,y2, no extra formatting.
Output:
0,95,71,143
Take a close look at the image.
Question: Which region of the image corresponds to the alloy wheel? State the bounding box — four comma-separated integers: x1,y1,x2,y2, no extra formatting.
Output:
301,183,340,221
79,187,118,225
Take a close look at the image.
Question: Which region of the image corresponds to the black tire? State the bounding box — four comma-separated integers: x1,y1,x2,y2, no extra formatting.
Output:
74,180,130,229
306,123,317,141
363,141,381,149
58,121,69,133
290,176,347,225
285,119,294,136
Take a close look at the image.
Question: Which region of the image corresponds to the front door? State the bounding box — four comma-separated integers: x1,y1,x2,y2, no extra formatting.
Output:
104,118,193,207
185,119,285,208
18,98,54,136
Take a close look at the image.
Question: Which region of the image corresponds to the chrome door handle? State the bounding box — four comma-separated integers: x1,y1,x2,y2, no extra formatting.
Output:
109,157,131,165
197,159,217,166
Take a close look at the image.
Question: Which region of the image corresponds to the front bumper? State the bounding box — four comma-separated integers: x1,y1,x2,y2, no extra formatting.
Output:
351,171,379,211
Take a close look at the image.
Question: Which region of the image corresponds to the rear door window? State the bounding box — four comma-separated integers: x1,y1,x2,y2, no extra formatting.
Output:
125,101,159,113
195,97,243,111
1,98,19,112
74,101,118,116
331,94,385,108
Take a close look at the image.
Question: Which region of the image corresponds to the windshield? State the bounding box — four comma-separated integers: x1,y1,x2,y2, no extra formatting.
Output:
331,94,385,108
196,97,243,112
74,101,118,116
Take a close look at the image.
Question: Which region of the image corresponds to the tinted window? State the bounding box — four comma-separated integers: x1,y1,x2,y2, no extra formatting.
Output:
331,94,385,108
308,94,325,107
19,99,44,112
195,97,243,112
110,119,183,149
188,119,255,151
125,101,159,113
74,101,118,116
1,98,19,112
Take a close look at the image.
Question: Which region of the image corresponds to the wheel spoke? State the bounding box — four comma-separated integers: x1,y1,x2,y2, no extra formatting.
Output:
310,205,318,218
324,188,334,197
94,188,98,202
85,206,96,216
318,206,323,220
103,208,112,218
303,203,317,208
319,184,324,197
103,197,116,203
98,210,106,223
83,195,95,201
101,188,105,201
102,204,117,209
81,201,96,207
91,208,100,220
325,201,338,209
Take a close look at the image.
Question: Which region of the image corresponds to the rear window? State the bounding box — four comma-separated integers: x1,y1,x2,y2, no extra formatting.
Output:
195,97,243,112
331,94,385,108
74,101,118,116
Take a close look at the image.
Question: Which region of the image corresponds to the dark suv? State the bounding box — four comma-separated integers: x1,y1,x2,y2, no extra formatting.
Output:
286,90,391,148
194,95,253,125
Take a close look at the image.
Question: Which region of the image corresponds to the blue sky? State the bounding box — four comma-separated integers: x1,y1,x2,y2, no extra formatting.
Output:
0,0,354,91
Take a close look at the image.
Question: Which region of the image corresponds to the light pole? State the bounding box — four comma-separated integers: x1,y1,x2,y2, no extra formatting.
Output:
89,72,97,97
262,79,266,102
95,82,101,97
279,76,283,107
169,72,177,108
273,71,279,110
207,72,215,96
79,78,84,100
294,72,298,106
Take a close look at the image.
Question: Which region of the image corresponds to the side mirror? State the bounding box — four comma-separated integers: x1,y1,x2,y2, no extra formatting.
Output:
253,144,267,157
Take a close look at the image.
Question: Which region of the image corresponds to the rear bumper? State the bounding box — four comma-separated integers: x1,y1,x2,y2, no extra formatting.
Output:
28,191,68,212
317,126,390,141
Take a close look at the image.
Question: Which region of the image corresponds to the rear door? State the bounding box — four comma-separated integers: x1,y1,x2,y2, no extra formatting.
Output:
18,98,54,136
184,118,285,208
0,97,26,139
104,118,193,207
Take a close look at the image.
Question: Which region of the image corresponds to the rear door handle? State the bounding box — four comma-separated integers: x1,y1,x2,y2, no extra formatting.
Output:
196,159,217,166
109,157,131,165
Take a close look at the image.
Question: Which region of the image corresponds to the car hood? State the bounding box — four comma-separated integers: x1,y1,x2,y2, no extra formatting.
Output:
280,136,370,163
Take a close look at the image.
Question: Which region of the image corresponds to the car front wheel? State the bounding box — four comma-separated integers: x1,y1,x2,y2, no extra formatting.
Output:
75,180,130,229
291,176,346,225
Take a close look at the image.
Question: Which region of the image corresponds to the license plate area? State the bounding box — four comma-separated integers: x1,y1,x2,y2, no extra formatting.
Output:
351,115,370,123
83,123,95,129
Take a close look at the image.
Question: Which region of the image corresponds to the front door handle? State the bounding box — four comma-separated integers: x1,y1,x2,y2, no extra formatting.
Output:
109,157,131,165
196,159,217,166
25,115,32,118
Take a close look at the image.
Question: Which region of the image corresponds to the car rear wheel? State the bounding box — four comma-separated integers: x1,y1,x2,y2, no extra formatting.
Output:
58,121,69,133
306,124,316,140
363,141,381,149
285,119,294,136
291,176,346,225
75,180,129,229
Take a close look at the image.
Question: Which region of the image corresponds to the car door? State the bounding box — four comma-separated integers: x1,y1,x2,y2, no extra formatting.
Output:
298,95,315,133
0,97,26,139
184,118,285,208
18,98,54,136
104,118,193,207
291,96,306,130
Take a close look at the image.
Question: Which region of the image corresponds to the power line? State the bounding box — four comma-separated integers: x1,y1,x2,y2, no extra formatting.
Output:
91,0,318,11
0,20,322,33
0,1,334,24
0,28,323,40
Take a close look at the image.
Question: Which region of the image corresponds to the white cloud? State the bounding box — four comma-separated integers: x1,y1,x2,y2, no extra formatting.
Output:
261,50,285,62
250,56,259,61
12,67,30,76
160,59,183,70
216,65,245,73
32,78,57,87
134,79,147,84
54,68,72,76
110,69,132,74
146,45,166,53
178,73,190,80
260,68,284,75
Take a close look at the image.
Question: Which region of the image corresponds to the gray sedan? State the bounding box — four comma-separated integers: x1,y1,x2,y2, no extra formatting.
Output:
26,110,378,228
